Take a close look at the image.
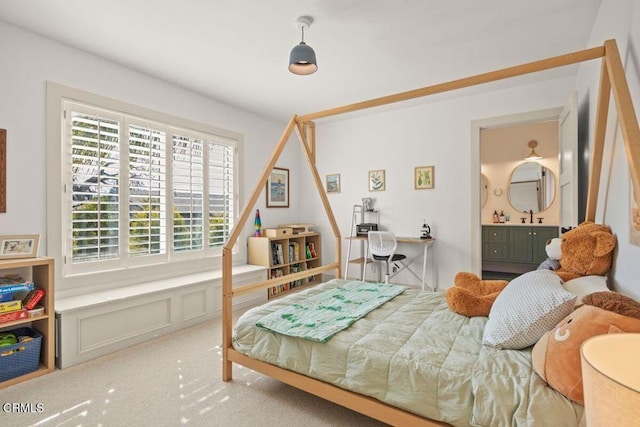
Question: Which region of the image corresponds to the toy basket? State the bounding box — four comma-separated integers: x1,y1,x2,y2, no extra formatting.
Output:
0,327,42,382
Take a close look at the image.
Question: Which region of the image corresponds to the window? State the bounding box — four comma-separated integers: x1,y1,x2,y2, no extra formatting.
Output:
62,100,238,276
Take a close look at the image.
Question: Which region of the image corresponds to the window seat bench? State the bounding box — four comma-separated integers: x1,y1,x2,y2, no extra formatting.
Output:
55,264,266,369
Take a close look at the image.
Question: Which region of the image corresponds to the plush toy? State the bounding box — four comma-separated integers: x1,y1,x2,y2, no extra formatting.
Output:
552,221,616,282
445,272,509,317
446,221,616,317
531,291,640,404
536,237,562,271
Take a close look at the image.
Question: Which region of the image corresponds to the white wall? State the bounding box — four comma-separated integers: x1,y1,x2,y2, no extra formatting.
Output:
575,0,640,299
300,77,575,289
0,22,301,287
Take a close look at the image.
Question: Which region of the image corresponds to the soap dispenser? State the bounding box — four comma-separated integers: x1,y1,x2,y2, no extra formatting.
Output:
493,210,499,223
499,211,505,223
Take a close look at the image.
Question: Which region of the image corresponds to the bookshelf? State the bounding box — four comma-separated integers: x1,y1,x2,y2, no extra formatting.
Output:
248,232,321,299
0,257,55,389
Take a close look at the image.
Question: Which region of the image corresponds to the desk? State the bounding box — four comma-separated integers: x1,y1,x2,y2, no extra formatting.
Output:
344,235,436,291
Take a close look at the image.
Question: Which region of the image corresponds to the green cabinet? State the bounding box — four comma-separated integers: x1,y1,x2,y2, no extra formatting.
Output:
483,226,509,261
482,225,559,274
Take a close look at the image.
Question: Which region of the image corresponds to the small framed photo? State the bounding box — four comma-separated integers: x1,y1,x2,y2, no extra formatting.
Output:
0,235,40,259
368,170,385,192
326,173,341,193
415,166,434,190
266,167,289,208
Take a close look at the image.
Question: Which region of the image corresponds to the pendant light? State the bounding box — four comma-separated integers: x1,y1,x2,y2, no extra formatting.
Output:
289,16,317,75
525,139,543,161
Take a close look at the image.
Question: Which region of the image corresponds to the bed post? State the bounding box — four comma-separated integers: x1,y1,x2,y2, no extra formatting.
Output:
295,121,342,279
222,116,297,382
586,58,611,222
222,247,233,381
303,121,316,163
603,39,640,207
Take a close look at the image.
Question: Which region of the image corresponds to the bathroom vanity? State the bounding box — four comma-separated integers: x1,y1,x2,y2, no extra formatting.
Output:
482,224,559,274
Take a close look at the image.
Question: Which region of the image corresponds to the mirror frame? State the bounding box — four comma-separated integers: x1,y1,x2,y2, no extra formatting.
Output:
481,174,489,208
507,162,556,214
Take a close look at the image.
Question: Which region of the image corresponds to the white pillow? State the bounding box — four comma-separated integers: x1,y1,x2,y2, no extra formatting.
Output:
483,270,576,350
562,275,610,307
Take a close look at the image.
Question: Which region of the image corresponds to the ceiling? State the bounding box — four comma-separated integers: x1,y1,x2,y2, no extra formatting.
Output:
0,0,603,121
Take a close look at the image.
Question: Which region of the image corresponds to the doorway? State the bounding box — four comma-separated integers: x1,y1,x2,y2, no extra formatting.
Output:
470,106,569,277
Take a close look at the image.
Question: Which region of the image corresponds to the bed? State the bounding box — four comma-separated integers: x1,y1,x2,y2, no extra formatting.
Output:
221,39,640,427
233,278,582,426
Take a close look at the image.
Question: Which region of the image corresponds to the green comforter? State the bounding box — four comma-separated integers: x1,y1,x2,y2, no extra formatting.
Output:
233,279,583,426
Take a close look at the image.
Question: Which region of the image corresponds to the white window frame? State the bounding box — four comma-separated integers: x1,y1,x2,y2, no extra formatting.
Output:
46,82,242,291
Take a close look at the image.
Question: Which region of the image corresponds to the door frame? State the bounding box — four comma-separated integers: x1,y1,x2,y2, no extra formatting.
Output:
470,107,563,274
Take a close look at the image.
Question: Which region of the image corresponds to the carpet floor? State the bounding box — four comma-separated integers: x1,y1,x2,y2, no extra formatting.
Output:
0,315,388,427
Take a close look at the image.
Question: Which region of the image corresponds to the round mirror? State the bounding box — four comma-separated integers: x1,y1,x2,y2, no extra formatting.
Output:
508,162,556,213
481,174,489,207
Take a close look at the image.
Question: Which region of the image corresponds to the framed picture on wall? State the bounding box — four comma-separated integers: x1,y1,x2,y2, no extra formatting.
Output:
0,235,40,259
326,173,341,193
415,166,434,189
266,167,289,207
368,170,385,192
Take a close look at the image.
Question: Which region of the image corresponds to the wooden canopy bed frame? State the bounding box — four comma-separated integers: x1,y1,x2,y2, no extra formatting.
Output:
221,39,640,427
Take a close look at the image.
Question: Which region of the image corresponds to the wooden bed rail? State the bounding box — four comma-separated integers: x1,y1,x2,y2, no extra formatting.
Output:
227,348,447,427
585,39,640,221
295,46,604,123
232,263,339,297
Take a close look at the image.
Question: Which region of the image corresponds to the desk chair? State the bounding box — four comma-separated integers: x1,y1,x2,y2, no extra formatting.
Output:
367,231,407,283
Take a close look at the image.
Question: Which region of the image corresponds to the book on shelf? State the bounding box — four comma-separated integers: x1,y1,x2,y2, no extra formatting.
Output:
22,289,45,310
0,300,22,314
289,243,300,263
0,309,27,324
269,282,289,298
270,268,284,279
277,244,284,264
305,244,312,259
293,242,300,261
271,243,284,265
290,264,303,289
0,274,35,295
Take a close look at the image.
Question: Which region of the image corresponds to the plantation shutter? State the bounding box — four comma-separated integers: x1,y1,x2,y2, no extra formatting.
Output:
62,97,239,277
128,124,167,257
70,111,121,263
208,142,235,247
172,134,204,251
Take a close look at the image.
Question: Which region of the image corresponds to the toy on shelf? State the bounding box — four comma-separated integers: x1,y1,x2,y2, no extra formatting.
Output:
254,209,262,237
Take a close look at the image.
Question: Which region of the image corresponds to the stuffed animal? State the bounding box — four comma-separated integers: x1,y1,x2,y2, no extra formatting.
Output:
536,237,562,271
552,221,616,282
445,221,616,317
531,291,640,404
445,272,509,317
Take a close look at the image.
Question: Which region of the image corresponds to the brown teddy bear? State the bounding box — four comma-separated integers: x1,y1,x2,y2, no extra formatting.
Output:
531,291,640,404
445,272,508,317
552,221,616,282
446,221,616,317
